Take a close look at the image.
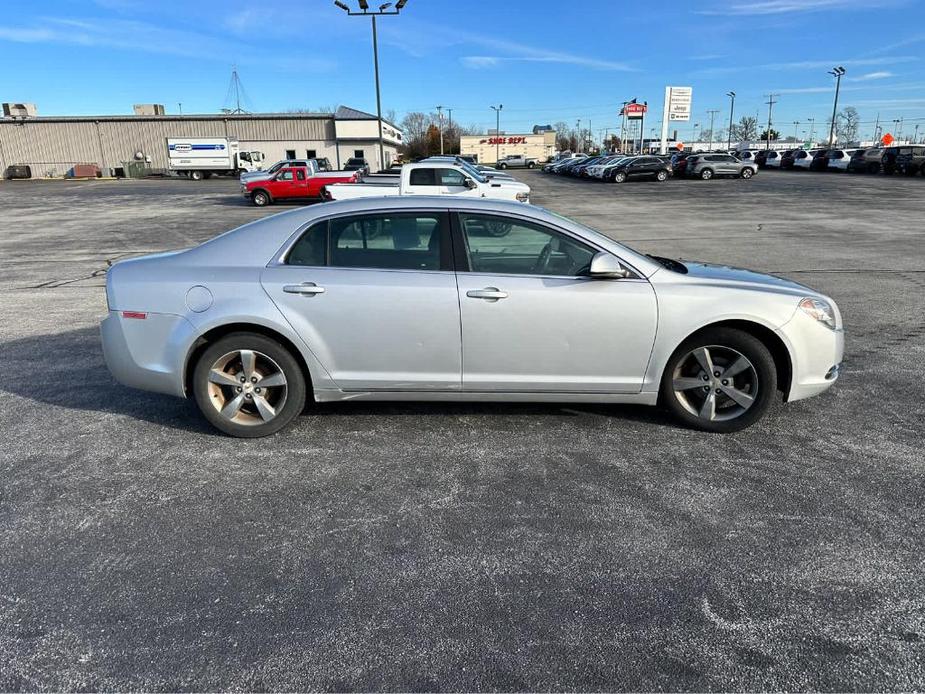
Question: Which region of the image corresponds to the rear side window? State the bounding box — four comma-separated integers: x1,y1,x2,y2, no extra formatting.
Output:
331,213,446,271
287,221,328,267
409,168,437,186
296,169,306,180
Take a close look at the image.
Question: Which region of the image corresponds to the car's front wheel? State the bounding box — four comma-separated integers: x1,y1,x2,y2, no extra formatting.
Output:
741,167,754,178
192,333,307,437
660,328,777,433
613,171,627,183
656,170,668,181
700,168,714,180
252,190,270,206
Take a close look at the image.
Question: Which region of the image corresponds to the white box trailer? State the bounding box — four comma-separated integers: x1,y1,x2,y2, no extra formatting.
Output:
166,137,265,180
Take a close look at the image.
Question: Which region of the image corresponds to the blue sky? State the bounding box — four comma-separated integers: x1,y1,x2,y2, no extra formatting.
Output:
2,0,924,141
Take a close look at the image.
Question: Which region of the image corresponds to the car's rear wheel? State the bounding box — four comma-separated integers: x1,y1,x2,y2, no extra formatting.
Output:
660,328,777,433
527,161,536,168
700,168,714,180
498,163,507,169
613,171,627,183
252,190,270,206
189,170,203,181
741,168,754,179
656,170,668,181
193,333,306,438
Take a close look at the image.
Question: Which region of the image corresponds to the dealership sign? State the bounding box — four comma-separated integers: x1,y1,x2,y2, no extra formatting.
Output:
665,86,693,122
480,136,528,145
621,102,647,120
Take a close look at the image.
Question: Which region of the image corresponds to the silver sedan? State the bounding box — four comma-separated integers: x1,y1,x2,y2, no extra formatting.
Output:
101,197,844,437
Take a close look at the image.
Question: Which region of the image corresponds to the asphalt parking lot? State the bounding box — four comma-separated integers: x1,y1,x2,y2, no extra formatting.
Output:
1,170,923,690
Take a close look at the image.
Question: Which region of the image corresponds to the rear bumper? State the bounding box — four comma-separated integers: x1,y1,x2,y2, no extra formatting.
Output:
776,311,845,402
101,310,196,398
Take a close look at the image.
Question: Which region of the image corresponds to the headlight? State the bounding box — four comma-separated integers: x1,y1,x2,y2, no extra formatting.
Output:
799,297,837,330
516,192,529,202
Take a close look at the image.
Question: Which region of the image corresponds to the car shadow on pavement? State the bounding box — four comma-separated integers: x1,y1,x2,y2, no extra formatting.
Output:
1,326,678,433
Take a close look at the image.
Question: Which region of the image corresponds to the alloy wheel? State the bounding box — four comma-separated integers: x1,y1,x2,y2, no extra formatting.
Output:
206,349,288,426
671,345,758,422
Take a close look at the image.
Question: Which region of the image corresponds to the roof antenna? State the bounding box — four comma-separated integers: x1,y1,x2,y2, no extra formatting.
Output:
223,65,251,114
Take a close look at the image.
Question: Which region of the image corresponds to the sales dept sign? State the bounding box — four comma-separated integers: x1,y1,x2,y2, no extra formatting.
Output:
481,136,527,145
666,86,692,122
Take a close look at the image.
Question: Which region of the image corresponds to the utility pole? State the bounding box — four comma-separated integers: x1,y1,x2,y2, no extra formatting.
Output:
914,123,920,144
435,105,444,155
827,66,846,147
335,0,411,172
490,104,503,162
576,119,581,152
873,113,880,143
447,108,453,152
764,93,779,150
588,118,592,152
620,102,628,152
706,109,719,151
726,91,736,151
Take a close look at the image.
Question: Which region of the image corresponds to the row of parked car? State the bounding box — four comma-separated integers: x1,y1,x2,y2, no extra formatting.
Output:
703,145,925,175
543,152,759,182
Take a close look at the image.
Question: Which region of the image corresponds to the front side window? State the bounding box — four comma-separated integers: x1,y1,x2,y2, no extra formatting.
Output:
331,213,444,271
459,213,596,277
296,169,306,180
437,168,467,186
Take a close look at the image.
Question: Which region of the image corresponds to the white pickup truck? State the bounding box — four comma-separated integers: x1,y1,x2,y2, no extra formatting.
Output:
321,161,531,203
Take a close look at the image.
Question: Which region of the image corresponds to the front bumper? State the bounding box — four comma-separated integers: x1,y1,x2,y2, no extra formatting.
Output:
101,310,196,398
776,309,845,402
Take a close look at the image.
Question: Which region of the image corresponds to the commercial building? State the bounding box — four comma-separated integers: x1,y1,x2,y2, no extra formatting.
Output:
460,130,557,164
0,104,402,177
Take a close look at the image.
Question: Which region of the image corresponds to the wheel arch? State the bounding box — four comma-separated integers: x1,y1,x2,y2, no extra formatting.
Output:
251,187,272,202
673,319,793,399
184,322,314,399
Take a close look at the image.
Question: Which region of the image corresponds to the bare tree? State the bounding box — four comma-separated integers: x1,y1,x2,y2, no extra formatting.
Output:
836,106,860,144
730,116,759,141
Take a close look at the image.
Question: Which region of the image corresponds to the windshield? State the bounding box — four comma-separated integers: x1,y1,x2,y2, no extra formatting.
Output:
457,160,488,182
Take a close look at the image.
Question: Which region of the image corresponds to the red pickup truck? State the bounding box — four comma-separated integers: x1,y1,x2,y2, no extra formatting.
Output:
242,166,358,206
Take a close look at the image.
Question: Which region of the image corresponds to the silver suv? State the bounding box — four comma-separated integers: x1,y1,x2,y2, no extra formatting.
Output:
686,153,758,180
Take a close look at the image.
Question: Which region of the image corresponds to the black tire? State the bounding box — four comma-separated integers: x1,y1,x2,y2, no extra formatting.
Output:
252,190,270,207
193,332,307,438
700,168,714,180
498,163,507,169
527,161,536,168
189,170,203,181
656,169,668,181
660,327,777,433
741,167,754,179
613,171,627,183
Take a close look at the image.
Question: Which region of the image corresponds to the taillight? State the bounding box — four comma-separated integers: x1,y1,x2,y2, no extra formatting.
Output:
122,311,147,319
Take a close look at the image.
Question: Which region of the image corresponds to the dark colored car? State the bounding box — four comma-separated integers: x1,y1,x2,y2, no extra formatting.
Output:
895,145,925,175
754,150,773,168
847,148,883,174
881,147,900,175
608,156,671,183
670,152,696,176
809,149,831,171
563,156,602,176
574,156,607,177
780,150,798,169
344,157,370,175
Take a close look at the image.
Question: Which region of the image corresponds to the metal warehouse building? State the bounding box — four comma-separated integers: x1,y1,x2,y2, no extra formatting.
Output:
0,105,402,178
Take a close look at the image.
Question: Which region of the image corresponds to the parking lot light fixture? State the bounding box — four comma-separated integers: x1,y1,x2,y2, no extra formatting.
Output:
807,117,815,145
335,0,409,172
827,66,846,147
491,105,503,162
726,91,736,150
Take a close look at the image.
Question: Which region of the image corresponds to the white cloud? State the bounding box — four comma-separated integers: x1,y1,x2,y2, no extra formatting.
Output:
698,0,897,15
849,71,894,81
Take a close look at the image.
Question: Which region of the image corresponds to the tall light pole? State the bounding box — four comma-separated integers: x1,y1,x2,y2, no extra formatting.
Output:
764,93,779,151
576,118,581,152
726,91,736,151
490,104,503,162
706,109,719,151
827,66,846,147
334,0,410,172
807,117,816,145
792,120,800,142
435,105,444,155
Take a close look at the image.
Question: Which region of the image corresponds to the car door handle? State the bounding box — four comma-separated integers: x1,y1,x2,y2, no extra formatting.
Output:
283,282,325,296
466,287,508,300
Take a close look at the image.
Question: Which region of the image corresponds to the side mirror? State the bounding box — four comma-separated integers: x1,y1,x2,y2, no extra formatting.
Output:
589,252,630,279
464,178,477,189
